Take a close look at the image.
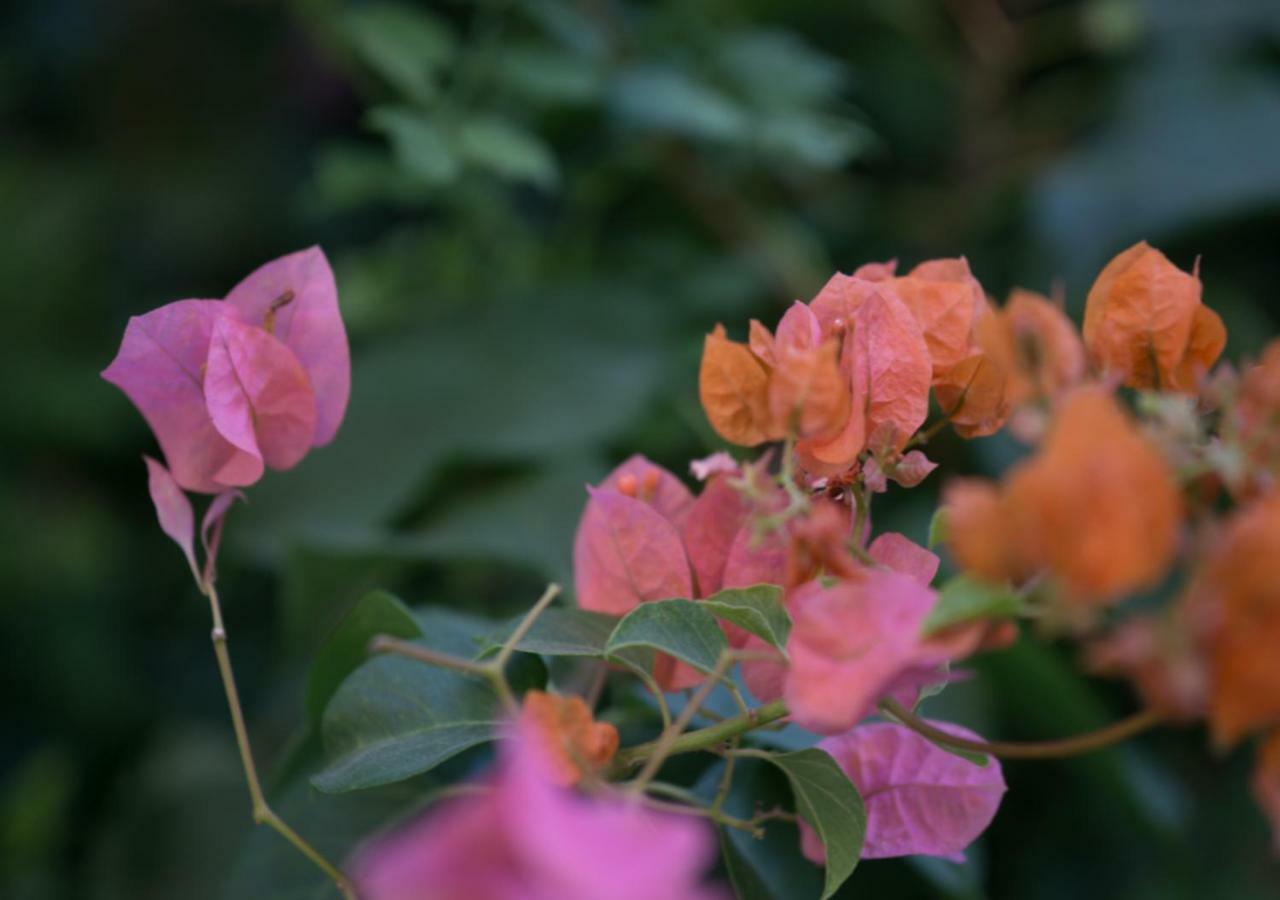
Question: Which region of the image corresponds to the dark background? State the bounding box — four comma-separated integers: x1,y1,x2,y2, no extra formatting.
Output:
3,0,1279,897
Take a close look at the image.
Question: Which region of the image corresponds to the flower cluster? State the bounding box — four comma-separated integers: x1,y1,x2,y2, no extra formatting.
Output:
105,239,1280,897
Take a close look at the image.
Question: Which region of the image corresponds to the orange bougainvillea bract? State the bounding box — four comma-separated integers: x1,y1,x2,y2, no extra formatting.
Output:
946,388,1182,606
1083,241,1225,391
518,690,620,786
1197,491,1280,747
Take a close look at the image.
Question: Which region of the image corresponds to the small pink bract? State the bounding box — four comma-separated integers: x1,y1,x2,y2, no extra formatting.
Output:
801,721,1005,861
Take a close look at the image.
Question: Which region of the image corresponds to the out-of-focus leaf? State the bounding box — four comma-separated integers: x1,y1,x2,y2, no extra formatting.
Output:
928,507,950,548
1036,56,1280,283
717,29,848,104
311,144,434,212
496,46,602,105
234,301,663,563
701,585,790,652
342,3,455,103
754,113,872,169
605,599,728,674
305,590,423,727
403,460,605,584
520,0,608,58
609,65,748,142
366,106,458,184
457,117,559,189
759,749,866,899
923,576,1023,636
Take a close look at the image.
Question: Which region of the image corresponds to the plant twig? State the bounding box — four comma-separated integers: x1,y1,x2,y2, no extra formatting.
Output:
878,697,1163,760
629,654,737,791
204,585,356,899
612,699,790,774
494,583,560,670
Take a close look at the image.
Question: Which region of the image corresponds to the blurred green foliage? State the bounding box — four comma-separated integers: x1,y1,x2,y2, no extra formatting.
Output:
3,0,1280,897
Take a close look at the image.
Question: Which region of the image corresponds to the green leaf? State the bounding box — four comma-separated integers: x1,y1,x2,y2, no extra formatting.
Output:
719,828,775,900
695,759,824,900
497,46,602,105
367,106,459,184
761,749,866,900
342,3,454,103
609,65,747,142
605,599,728,674
305,590,423,727
483,606,620,658
701,584,790,652
928,507,950,548
312,656,498,793
412,606,502,658
457,117,559,189
923,576,1024,635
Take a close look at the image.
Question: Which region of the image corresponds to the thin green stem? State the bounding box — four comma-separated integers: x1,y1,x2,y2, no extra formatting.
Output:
494,583,560,671
635,782,762,836
612,699,790,774
369,634,517,714
710,738,739,816
879,697,1163,759
629,654,735,791
369,635,491,678
204,585,355,899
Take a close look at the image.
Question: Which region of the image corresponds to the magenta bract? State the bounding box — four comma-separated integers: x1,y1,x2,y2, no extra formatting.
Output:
802,722,1006,861
353,721,725,900
102,247,349,493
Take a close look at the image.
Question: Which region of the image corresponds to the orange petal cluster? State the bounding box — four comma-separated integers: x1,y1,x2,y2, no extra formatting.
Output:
518,690,620,786
1083,241,1225,391
945,388,1182,606
1226,338,1280,497
934,289,1086,440
1193,491,1280,747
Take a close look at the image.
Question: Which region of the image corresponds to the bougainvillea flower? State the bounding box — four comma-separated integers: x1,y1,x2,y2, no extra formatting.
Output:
1227,339,1280,497
688,451,738,482
945,388,1182,607
222,247,351,445
699,324,775,446
1253,731,1280,853
353,720,723,900
847,288,932,455
101,247,349,493
145,456,199,581
601,453,695,525
783,572,940,734
867,532,940,586
769,338,849,441
799,278,930,472
143,456,242,589
1193,490,1280,746
931,302,1012,439
575,455,775,691
680,471,750,598
890,258,987,380
800,722,1005,861
518,691,619,786
1083,242,1225,391
1001,289,1086,404
573,485,692,617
